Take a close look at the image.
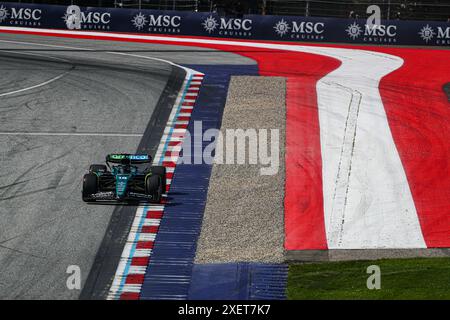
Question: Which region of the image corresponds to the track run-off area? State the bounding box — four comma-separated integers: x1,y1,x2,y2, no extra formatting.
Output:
0,26,449,298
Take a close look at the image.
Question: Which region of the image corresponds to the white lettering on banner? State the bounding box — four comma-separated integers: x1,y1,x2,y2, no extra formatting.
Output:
346,22,397,43
220,18,252,31
132,12,181,33
149,15,181,27
0,5,42,26
11,8,42,21
202,15,253,37
292,21,324,34
365,24,397,37
63,5,111,30
274,19,325,40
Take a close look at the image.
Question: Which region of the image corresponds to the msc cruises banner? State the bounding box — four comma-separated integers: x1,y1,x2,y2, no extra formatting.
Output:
0,2,449,46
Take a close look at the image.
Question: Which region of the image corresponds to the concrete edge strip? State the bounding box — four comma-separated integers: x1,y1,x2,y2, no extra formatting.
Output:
106,71,204,300
286,248,450,262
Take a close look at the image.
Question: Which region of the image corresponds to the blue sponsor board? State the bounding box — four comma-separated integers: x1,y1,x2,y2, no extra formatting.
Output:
0,2,448,45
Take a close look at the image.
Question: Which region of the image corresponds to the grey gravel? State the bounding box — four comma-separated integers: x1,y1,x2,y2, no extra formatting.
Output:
195,76,286,264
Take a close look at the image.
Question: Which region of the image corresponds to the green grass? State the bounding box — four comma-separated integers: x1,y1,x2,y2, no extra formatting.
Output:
287,258,450,300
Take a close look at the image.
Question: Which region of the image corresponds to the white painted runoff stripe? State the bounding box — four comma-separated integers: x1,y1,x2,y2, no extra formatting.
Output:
0,29,425,249
324,83,363,248
313,52,425,249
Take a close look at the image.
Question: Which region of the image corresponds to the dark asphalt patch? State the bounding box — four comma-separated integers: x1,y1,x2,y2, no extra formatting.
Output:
444,83,450,102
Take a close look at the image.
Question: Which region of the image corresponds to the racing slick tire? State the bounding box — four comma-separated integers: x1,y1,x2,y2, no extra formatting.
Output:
82,173,98,202
89,164,108,174
146,175,162,203
150,166,166,193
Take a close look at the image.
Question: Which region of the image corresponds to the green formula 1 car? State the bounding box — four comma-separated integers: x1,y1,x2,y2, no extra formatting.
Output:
82,154,166,203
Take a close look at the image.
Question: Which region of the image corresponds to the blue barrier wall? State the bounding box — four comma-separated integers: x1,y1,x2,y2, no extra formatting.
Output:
0,2,449,46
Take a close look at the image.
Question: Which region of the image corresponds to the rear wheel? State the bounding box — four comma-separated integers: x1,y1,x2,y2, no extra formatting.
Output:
146,175,162,203
89,164,108,174
150,166,166,193
82,173,98,202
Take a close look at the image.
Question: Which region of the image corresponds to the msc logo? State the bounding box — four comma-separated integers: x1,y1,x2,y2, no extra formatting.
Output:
274,19,325,40
131,12,181,33
0,5,9,23
0,5,42,26
346,22,397,43
419,24,450,45
202,15,252,37
63,5,111,30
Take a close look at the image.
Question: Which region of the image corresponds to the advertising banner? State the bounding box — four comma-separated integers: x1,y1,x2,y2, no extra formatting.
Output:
0,2,449,46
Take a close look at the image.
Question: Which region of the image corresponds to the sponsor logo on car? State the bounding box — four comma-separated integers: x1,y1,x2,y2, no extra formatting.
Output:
130,155,149,160
110,154,126,160
92,192,114,199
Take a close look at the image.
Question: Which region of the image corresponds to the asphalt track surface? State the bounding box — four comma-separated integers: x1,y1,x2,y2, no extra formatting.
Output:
0,32,253,299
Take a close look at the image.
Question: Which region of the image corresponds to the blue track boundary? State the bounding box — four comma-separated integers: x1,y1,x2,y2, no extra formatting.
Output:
140,64,287,300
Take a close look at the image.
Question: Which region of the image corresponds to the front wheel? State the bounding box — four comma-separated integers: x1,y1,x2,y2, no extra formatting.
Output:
146,175,162,203
150,166,166,193
82,173,98,202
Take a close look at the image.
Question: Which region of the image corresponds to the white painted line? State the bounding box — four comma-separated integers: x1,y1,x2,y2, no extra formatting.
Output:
163,156,179,162
128,266,147,274
113,284,142,293
133,248,152,257
142,218,161,226
147,206,165,211
164,128,187,134
0,69,71,98
178,113,192,117
325,83,363,248
167,145,182,152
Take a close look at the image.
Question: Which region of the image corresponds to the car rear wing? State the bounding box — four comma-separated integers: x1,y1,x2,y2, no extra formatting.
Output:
106,154,152,164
